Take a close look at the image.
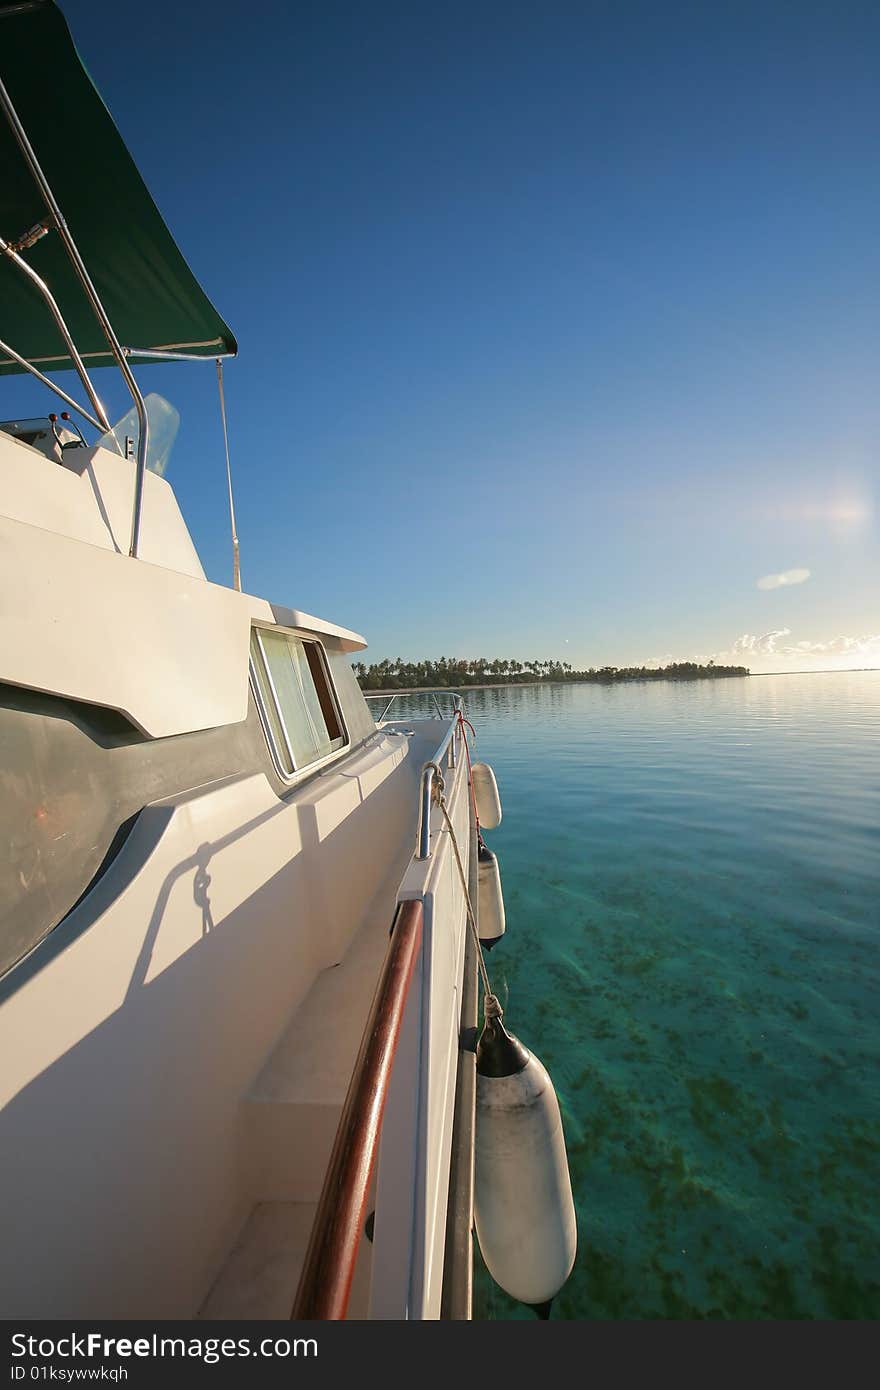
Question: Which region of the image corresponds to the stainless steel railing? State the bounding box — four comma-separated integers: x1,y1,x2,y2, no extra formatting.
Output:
0,74,152,557
364,691,466,861
364,689,464,723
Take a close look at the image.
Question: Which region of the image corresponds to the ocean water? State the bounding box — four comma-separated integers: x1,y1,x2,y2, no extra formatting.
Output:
394,672,880,1318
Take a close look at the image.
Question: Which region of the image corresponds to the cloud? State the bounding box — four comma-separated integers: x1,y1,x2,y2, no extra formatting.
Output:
732,629,791,655
756,567,811,591
789,635,880,656
708,630,880,671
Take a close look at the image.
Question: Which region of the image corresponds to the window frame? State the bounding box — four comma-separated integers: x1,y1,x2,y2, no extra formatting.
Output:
249,624,350,783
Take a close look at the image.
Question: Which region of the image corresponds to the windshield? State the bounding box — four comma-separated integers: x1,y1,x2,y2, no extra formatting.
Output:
98,391,180,476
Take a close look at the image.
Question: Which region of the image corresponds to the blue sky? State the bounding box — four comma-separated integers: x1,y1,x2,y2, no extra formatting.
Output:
10,0,879,671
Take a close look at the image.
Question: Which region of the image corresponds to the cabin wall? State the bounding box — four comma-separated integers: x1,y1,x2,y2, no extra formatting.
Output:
0,433,206,578
0,627,375,994
0,431,370,744
0,407,392,1318
75,445,207,579
0,510,258,737
0,685,263,980
0,732,416,1319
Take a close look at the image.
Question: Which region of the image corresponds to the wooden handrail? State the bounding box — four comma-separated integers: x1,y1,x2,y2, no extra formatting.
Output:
291,898,424,1320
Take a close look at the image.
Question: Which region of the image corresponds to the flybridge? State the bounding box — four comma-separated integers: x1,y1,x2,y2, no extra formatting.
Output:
0,1,235,373
0,0,236,558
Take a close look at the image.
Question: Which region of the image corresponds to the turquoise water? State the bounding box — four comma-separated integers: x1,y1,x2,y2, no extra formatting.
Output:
398,673,880,1317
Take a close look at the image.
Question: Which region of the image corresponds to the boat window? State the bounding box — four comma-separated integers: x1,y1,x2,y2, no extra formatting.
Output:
250,627,346,776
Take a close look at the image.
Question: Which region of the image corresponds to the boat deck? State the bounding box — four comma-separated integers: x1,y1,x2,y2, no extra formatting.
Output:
198,725,431,1319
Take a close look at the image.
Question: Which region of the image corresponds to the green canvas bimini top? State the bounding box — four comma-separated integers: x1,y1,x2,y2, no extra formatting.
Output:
0,0,236,375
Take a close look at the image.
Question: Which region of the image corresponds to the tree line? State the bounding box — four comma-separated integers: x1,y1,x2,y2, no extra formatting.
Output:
353,657,749,690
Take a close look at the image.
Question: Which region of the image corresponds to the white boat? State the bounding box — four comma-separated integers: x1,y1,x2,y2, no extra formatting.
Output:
0,0,574,1323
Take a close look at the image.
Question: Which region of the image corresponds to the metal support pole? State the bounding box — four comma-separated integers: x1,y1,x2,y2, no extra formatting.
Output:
0,335,102,430
0,74,150,556
377,694,397,722
0,236,110,431
124,346,233,363
216,358,241,591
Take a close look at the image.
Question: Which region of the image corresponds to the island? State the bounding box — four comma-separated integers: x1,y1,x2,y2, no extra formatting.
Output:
353,658,749,690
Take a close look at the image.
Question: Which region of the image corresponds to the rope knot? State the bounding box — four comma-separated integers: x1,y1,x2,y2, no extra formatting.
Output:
483,993,503,1021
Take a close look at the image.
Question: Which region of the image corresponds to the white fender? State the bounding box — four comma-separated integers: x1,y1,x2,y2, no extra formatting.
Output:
477,843,505,949
474,1017,577,1308
472,762,502,829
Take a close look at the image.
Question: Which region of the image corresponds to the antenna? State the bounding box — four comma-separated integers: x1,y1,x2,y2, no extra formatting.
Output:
216,358,241,592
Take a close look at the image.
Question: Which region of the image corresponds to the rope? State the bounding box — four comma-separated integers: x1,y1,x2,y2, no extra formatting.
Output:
456,710,485,849
216,358,241,592
437,787,502,1022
